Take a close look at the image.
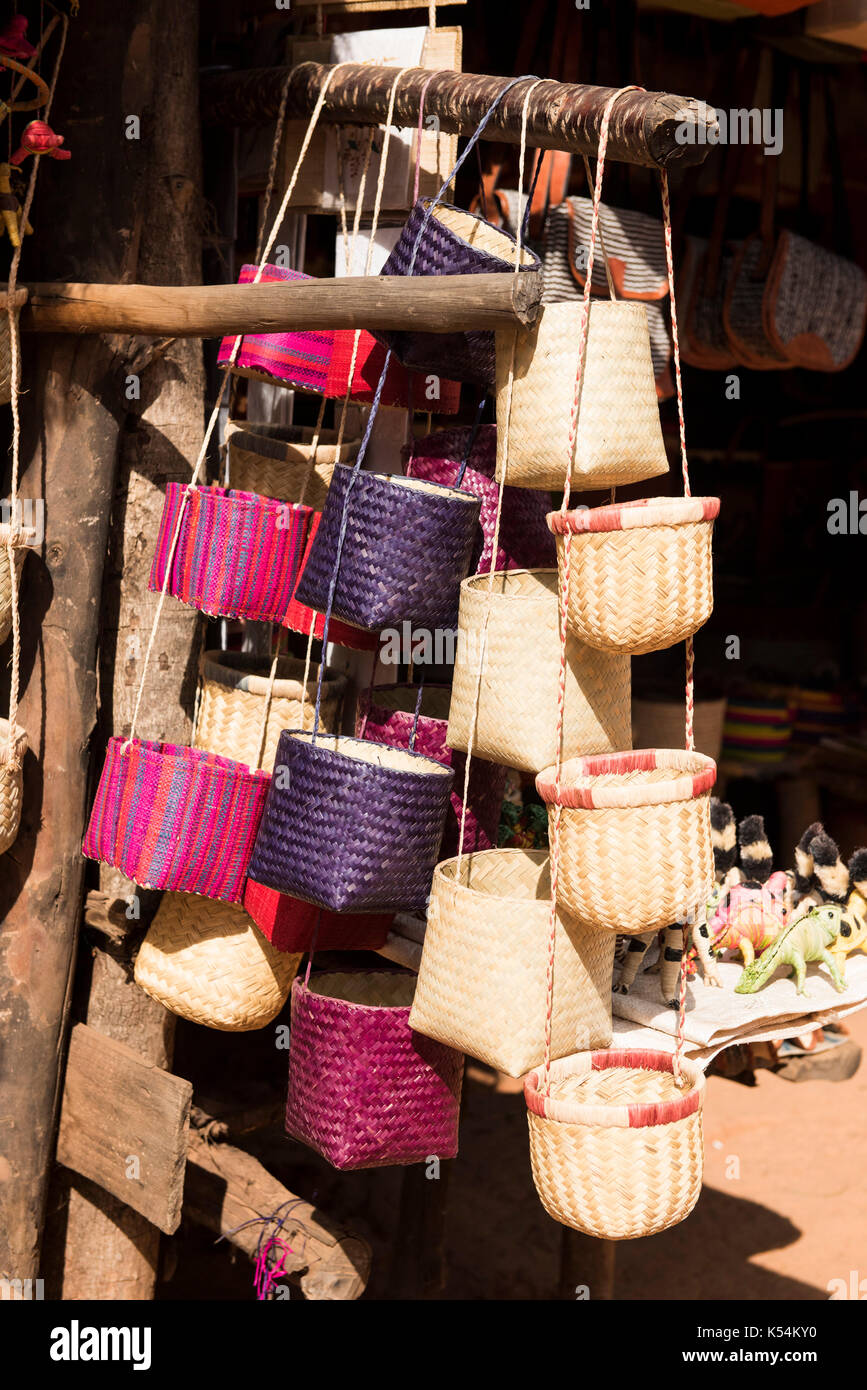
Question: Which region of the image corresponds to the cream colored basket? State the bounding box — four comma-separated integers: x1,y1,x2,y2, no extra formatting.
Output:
495,302,670,491
536,748,716,935
134,893,299,1031
193,650,345,773
0,719,27,855
447,569,631,774
525,1049,705,1239
410,850,614,1078
633,695,726,764
226,420,360,512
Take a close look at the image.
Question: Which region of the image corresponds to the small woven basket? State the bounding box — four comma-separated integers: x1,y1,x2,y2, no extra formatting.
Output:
377,198,541,390
0,719,27,856
495,302,670,491
150,483,311,625
284,510,381,650
358,683,506,857
447,569,631,774
134,893,299,1031
295,465,481,633
536,749,716,935
83,737,270,905
632,695,726,764
226,420,359,512
285,970,463,1170
247,731,453,913
525,1050,705,1238
410,850,614,1078
242,878,392,954
548,496,720,656
193,649,345,773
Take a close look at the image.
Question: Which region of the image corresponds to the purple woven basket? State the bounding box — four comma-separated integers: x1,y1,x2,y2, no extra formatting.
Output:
357,684,506,857
294,464,481,632
285,971,463,1170
376,199,541,390
406,424,556,574
149,483,311,624
247,730,454,913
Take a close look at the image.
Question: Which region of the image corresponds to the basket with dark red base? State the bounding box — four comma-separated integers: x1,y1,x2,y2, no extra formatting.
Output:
285,971,463,1170
243,878,392,954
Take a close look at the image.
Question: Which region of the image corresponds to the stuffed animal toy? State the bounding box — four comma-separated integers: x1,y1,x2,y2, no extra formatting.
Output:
11,121,71,166
0,16,36,61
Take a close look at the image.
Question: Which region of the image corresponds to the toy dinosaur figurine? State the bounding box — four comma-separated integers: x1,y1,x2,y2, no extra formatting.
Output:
734,909,846,996
707,814,793,965
11,120,71,166
791,831,867,981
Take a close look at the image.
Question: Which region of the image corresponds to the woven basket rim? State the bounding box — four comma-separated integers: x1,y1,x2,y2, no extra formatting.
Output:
286,730,453,778
113,735,271,785
536,748,716,809
421,197,539,271
174,482,313,520
200,649,344,700
434,848,549,903
461,567,557,601
330,463,481,507
226,420,359,453
294,968,416,1012
524,1049,705,1128
0,718,27,765
548,496,720,536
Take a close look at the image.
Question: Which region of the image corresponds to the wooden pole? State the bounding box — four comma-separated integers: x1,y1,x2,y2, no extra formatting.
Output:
201,63,717,169
18,272,542,337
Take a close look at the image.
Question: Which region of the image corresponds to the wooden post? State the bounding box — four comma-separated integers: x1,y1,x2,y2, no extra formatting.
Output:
558,1230,616,1300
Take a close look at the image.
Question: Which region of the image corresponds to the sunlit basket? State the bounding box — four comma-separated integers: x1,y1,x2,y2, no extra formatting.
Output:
226,420,359,512
525,1050,705,1239
0,719,27,856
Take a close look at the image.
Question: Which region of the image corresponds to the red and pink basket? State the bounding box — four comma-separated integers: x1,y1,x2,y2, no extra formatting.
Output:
243,879,392,955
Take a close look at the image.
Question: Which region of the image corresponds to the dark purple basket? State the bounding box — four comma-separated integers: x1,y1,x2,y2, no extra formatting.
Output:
247,730,454,913
293,464,481,632
376,199,540,390
406,424,556,575
357,684,506,857
285,971,463,1170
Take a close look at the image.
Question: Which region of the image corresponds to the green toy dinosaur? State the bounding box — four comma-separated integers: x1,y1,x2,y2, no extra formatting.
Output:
734,906,847,996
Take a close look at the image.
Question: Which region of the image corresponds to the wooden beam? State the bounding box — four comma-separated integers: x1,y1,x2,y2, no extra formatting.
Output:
201,63,717,170
17,273,541,337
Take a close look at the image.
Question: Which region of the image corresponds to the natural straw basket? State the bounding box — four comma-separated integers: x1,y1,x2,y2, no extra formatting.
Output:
0,719,27,856
536,749,716,935
285,970,463,1170
193,650,345,773
633,695,726,764
494,302,670,491
447,569,631,774
410,850,614,1078
525,1050,705,1239
548,496,720,656
134,893,299,1031
226,420,359,512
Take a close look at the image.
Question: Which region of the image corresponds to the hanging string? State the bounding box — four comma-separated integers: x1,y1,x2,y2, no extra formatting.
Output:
455,393,487,488
413,70,438,207
408,667,425,751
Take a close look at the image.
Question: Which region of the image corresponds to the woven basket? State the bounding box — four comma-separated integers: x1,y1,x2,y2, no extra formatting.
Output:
134,893,299,1031
447,569,631,774
548,496,720,656
378,198,541,390
242,878,392,954
324,327,461,411
536,749,717,935
495,302,670,491
149,483,311,624
633,696,726,764
247,731,454,913
358,683,506,857
285,970,463,1170
284,510,381,651
226,420,359,512
0,720,27,856
406,423,555,575
763,230,867,372
193,649,345,773
410,850,615,1078
218,264,334,392
294,465,481,633
0,527,29,645
722,234,789,371
83,737,270,905
525,1050,705,1238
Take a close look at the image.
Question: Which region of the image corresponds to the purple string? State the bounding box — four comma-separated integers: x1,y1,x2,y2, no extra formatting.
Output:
455,394,487,488
408,669,426,752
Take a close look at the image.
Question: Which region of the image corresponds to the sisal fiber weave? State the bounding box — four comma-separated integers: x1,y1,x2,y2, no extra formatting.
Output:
226,419,359,513
0,718,27,855
0,524,30,645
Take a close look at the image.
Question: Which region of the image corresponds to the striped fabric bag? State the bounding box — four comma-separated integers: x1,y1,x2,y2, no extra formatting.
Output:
83,738,270,904
149,484,311,624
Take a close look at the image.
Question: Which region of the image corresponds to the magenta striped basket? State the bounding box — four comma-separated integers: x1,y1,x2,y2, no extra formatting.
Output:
217,263,334,392
149,484,311,623
82,737,270,905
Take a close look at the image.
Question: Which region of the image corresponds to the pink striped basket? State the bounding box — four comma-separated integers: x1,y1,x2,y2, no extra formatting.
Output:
217,264,334,392
149,483,311,624
83,737,270,905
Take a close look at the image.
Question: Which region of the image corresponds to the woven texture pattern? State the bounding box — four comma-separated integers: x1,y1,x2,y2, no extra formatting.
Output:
358,684,506,857
243,878,392,954
378,198,541,389
83,737,270,904
495,302,670,490
217,264,334,391
285,971,463,1170
0,318,11,406
0,532,26,645
0,720,27,856
134,893,299,1031
247,731,454,913
226,420,359,512
284,509,380,650
526,1052,704,1238
764,230,867,371
411,850,614,1077
295,465,481,632
193,650,344,773
325,328,461,412
150,483,311,624
447,569,631,774
722,236,788,370
407,424,555,575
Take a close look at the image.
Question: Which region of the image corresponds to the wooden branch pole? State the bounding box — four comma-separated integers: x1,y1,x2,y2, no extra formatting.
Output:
17,272,541,337
202,63,717,169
